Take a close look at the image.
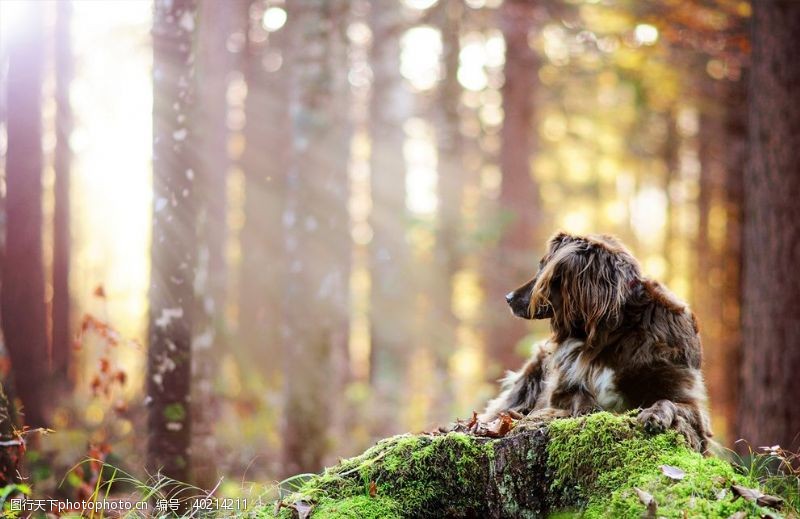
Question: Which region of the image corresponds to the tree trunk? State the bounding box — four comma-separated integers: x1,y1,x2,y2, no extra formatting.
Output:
368,1,412,436
738,0,800,452
486,0,540,377
281,0,351,476
239,0,289,380
191,0,235,489
427,0,464,422
721,75,746,443
52,0,73,386
147,0,198,486
0,382,20,485
1,0,49,428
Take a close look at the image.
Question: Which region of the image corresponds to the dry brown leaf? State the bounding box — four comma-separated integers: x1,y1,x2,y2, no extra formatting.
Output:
369,481,377,498
731,484,783,509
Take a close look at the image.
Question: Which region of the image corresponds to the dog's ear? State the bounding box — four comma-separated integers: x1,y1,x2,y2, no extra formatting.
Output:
532,240,637,347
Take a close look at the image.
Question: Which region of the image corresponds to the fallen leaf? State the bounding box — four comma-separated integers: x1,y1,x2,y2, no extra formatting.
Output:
483,412,514,438
726,512,746,519
369,481,377,497
294,500,313,519
731,484,783,509
466,411,478,429
659,464,686,480
634,487,657,518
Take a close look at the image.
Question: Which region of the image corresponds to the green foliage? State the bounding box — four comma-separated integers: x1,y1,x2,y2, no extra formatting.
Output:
729,442,800,516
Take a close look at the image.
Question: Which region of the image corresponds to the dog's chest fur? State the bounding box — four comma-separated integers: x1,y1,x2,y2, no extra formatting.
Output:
538,339,626,412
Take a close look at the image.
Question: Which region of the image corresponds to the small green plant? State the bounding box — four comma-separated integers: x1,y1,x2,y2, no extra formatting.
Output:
729,440,800,516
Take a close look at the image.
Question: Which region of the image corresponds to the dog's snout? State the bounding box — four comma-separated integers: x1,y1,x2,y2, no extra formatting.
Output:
505,291,515,303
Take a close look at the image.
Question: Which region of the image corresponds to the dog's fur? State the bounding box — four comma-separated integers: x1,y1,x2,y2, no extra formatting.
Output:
481,232,712,452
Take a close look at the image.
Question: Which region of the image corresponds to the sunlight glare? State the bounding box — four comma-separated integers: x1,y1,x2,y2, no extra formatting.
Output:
401,26,442,92
0,0,33,42
403,118,438,216
634,24,659,46
262,7,287,32
458,33,489,91
402,0,439,10
630,187,667,245
71,0,152,351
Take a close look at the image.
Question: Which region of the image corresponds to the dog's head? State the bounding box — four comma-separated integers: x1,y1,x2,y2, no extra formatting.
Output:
505,232,641,346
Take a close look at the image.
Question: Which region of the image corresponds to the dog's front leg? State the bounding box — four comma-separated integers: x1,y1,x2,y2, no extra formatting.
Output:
479,341,552,421
550,382,601,417
638,399,709,452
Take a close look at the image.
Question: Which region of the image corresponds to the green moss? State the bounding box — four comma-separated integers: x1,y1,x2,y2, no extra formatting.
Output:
546,412,770,518
278,432,492,517
312,496,401,518
162,403,186,422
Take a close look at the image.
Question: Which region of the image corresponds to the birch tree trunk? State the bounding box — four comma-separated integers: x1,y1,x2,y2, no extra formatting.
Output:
147,0,198,486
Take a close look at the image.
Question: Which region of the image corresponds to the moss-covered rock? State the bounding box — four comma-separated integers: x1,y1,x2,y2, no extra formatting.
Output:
277,413,776,518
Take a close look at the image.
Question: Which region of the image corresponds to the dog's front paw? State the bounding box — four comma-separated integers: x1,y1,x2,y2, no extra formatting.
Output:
572,403,602,417
638,405,673,434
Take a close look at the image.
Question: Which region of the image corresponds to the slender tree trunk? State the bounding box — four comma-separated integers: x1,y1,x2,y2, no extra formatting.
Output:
722,74,746,442
191,0,235,489
1,1,49,428
368,2,412,435
486,0,540,377
738,0,800,451
239,0,289,379
428,0,463,422
148,0,198,486
696,93,727,438
52,0,73,385
282,0,351,476
662,108,679,287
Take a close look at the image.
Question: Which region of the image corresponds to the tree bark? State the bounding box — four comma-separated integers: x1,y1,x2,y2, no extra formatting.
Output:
738,0,800,451
239,0,289,379
191,0,235,489
486,0,540,377
281,0,351,476
368,1,412,435
52,0,73,386
147,0,198,486
1,0,49,428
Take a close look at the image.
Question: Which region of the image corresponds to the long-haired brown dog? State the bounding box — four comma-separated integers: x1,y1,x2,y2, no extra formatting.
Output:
481,232,712,452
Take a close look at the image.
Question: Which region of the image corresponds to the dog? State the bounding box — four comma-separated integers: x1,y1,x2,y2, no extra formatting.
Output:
481,232,712,452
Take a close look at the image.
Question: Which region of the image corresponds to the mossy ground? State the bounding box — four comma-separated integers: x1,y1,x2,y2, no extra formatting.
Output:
277,413,777,518
546,412,772,518
277,432,495,518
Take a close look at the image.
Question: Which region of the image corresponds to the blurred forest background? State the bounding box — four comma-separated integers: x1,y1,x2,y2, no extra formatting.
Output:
0,0,798,502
